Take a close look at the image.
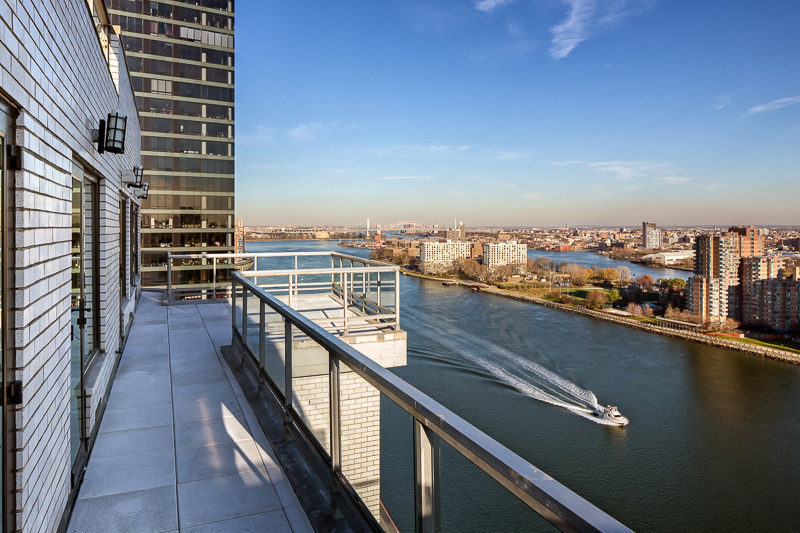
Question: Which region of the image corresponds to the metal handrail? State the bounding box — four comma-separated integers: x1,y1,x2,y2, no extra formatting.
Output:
232,270,630,532
166,251,399,303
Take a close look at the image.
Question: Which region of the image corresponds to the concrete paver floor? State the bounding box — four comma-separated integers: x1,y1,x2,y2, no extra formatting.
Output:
68,292,313,533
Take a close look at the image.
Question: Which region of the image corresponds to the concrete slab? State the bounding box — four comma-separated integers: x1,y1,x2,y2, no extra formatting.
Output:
99,403,173,434
77,448,176,499
68,485,178,533
176,440,264,483
180,509,292,533
174,416,254,450
177,469,281,529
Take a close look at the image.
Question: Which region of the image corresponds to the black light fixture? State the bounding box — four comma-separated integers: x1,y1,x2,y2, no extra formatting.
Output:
92,109,127,154
123,165,144,188
135,182,149,199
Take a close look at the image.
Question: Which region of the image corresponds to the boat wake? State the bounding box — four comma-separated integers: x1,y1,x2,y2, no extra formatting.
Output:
407,310,624,426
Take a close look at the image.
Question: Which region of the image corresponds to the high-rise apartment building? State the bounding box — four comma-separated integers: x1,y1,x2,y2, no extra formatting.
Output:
688,233,740,322
642,221,662,249
109,0,236,291
482,241,528,272
419,241,472,273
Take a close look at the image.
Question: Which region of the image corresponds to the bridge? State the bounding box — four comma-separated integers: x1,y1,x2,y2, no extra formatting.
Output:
384,220,436,233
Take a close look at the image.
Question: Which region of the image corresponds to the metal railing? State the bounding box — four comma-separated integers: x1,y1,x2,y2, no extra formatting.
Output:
231,270,630,532
167,253,400,331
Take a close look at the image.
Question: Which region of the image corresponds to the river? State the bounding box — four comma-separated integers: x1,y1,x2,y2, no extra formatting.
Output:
526,249,690,281
247,240,800,531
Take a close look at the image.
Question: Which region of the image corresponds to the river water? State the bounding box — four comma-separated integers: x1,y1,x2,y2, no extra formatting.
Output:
247,240,800,531
526,249,690,281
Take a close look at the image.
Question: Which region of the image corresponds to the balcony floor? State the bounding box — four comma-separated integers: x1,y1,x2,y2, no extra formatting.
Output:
68,292,313,533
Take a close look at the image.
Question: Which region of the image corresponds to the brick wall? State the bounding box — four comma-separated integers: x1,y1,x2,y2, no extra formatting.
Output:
1,0,142,530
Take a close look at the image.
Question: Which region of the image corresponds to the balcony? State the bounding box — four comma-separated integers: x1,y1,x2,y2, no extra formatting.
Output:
69,252,629,532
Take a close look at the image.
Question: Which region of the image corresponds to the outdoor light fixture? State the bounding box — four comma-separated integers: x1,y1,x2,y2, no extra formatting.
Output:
91,109,127,154
135,182,149,199
123,165,144,187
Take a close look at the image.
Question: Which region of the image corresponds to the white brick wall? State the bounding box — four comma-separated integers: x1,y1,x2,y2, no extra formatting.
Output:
1,1,142,530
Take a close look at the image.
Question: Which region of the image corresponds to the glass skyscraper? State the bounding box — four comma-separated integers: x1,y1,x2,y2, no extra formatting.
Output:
109,0,235,292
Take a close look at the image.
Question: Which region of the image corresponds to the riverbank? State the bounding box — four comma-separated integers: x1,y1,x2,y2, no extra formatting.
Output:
401,269,800,365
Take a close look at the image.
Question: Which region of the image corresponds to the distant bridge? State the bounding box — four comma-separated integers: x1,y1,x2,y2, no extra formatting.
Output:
384,221,436,233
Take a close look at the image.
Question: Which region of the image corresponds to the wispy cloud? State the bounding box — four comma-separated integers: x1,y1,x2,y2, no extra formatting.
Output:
743,95,800,116
379,175,435,181
586,160,669,181
549,0,654,59
654,176,693,185
483,181,517,189
238,125,278,146
362,144,532,161
287,121,357,141
711,94,732,110
475,0,514,13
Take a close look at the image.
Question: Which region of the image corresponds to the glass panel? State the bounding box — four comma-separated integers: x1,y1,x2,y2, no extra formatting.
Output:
70,176,82,466
84,180,97,360
435,435,554,532
291,334,330,455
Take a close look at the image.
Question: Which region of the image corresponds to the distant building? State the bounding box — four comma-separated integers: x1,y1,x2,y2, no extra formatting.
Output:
419,241,472,274
729,226,764,258
235,218,246,253
642,222,662,249
482,241,527,272
688,233,740,323
446,221,466,240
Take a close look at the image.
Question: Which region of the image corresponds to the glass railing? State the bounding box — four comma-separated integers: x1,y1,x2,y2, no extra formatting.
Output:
230,269,630,532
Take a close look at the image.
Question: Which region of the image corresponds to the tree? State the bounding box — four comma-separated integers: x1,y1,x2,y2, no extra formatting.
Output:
599,268,621,283
607,288,621,306
658,278,686,290
586,291,607,309
617,265,633,283
534,257,553,271
636,274,654,291
565,263,589,286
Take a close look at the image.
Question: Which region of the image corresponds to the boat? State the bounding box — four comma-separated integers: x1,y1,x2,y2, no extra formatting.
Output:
592,405,629,426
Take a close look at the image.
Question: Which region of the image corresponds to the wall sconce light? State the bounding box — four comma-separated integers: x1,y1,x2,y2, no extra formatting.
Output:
123,166,144,187
135,182,149,199
91,109,127,154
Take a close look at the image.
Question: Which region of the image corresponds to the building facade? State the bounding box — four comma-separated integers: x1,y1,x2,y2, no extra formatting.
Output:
109,0,235,294
1,0,143,529
642,221,661,249
419,240,472,274
482,241,527,272
688,233,741,322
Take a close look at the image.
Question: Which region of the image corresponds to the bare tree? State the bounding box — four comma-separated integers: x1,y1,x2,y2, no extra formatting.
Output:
617,265,632,283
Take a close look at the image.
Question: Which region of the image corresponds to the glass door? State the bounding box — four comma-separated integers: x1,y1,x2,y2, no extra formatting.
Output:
70,163,99,480
1,95,16,533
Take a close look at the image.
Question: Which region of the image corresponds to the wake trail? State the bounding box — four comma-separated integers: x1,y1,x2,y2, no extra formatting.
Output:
405,307,618,424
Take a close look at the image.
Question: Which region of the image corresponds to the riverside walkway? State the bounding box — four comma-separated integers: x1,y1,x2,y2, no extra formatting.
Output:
68,292,313,532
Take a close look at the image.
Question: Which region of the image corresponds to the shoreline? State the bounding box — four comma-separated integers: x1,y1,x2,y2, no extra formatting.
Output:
401,269,800,365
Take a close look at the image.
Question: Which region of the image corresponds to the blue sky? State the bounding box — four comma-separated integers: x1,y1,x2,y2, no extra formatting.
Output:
235,0,800,227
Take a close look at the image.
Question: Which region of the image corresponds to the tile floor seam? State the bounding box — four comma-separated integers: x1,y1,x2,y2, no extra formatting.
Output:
167,302,182,532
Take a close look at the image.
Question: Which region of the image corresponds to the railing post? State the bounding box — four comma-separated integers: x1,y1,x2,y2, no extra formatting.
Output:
231,277,237,331
415,419,435,533
288,274,293,308
259,300,265,368
329,354,341,474
395,270,401,330
167,254,173,303
343,272,349,334
377,274,382,307
242,285,248,345
330,254,334,288
212,257,217,299
284,320,293,427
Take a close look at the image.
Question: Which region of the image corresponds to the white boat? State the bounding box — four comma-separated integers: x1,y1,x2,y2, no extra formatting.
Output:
593,405,629,426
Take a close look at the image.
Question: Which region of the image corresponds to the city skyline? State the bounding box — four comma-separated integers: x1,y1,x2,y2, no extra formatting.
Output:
236,0,800,226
